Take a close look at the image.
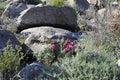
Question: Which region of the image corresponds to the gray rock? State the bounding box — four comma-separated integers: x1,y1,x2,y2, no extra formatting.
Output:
0,0,3,1
20,26,79,39
0,25,4,29
20,27,79,53
111,1,119,7
0,72,3,80
0,29,20,51
1,1,34,19
63,0,90,10
17,62,55,80
97,8,106,17
75,0,89,10
87,0,101,6
17,6,78,32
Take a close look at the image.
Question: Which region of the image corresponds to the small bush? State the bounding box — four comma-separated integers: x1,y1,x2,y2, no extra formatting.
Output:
0,2,8,16
52,50,120,80
78,0,120,57
0,43,24,80
48,0,66,7
34,39,75,65
0,2,8,9
117,0,120,2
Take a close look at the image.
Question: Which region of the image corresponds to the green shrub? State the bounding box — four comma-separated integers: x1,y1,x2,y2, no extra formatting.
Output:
78,0,120,57
93,1,120,57
0,2,8,9
117,0,120,2
0,2,8,16
52,50,120,80
34,39,75,65
48,0,66,7
0,43,24,80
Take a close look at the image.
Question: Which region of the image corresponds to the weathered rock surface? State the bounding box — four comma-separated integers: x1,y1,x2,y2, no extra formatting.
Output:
1,1,34,19
65,0,90,10
17,6,78,32
0,29,20,51
75,0,89,10
0,72,2,80
17,62,55,80
97,8,106,17
0,0,3,1
87,0,101,6
20,27,79,53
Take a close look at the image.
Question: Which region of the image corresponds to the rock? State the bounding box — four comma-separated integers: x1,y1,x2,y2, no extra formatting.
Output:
17,6,78,32
66,0,76,7
87,0,101,6
1,1,34,20
111,1,119,7
0,29,20,51
66,0,89,10
97,8,106,17
0,72,3,80
0,0,7,2
17,62,55,80
0,25,4,29
20,26,80,40
20,27,79,53
75,0,89,10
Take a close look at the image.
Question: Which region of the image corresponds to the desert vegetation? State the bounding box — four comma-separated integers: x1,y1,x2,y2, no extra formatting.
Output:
0,0,120,80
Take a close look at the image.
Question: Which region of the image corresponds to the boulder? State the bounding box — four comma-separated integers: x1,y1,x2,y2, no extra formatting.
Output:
75,0,89,10
17,62,55,80
66,0,89,10
0,25,3,29
0,29,20,51
66,0,76,7
97,8,106,17
0,0,6,2
87,0,101,6
17,6,78,32
1,1,34,19
20,27,79,53
0,72,2,80
111,1,119,7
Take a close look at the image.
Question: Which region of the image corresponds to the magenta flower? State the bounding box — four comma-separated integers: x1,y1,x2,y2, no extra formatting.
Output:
63,39,71,47
64,44,73,54
50,43,55,51
64,47,69,54
67,44,73,50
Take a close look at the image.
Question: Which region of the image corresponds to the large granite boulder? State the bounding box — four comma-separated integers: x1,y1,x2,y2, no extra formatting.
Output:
17,6,78,32
0,29,20,51
17,62,55,80
20,27,80,53
1,1,34,19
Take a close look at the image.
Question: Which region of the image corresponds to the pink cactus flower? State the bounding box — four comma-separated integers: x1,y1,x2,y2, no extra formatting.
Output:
64,47,70,54
64,44,73,54
50,43,55,51
63,39,71,47
68,44,73,50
